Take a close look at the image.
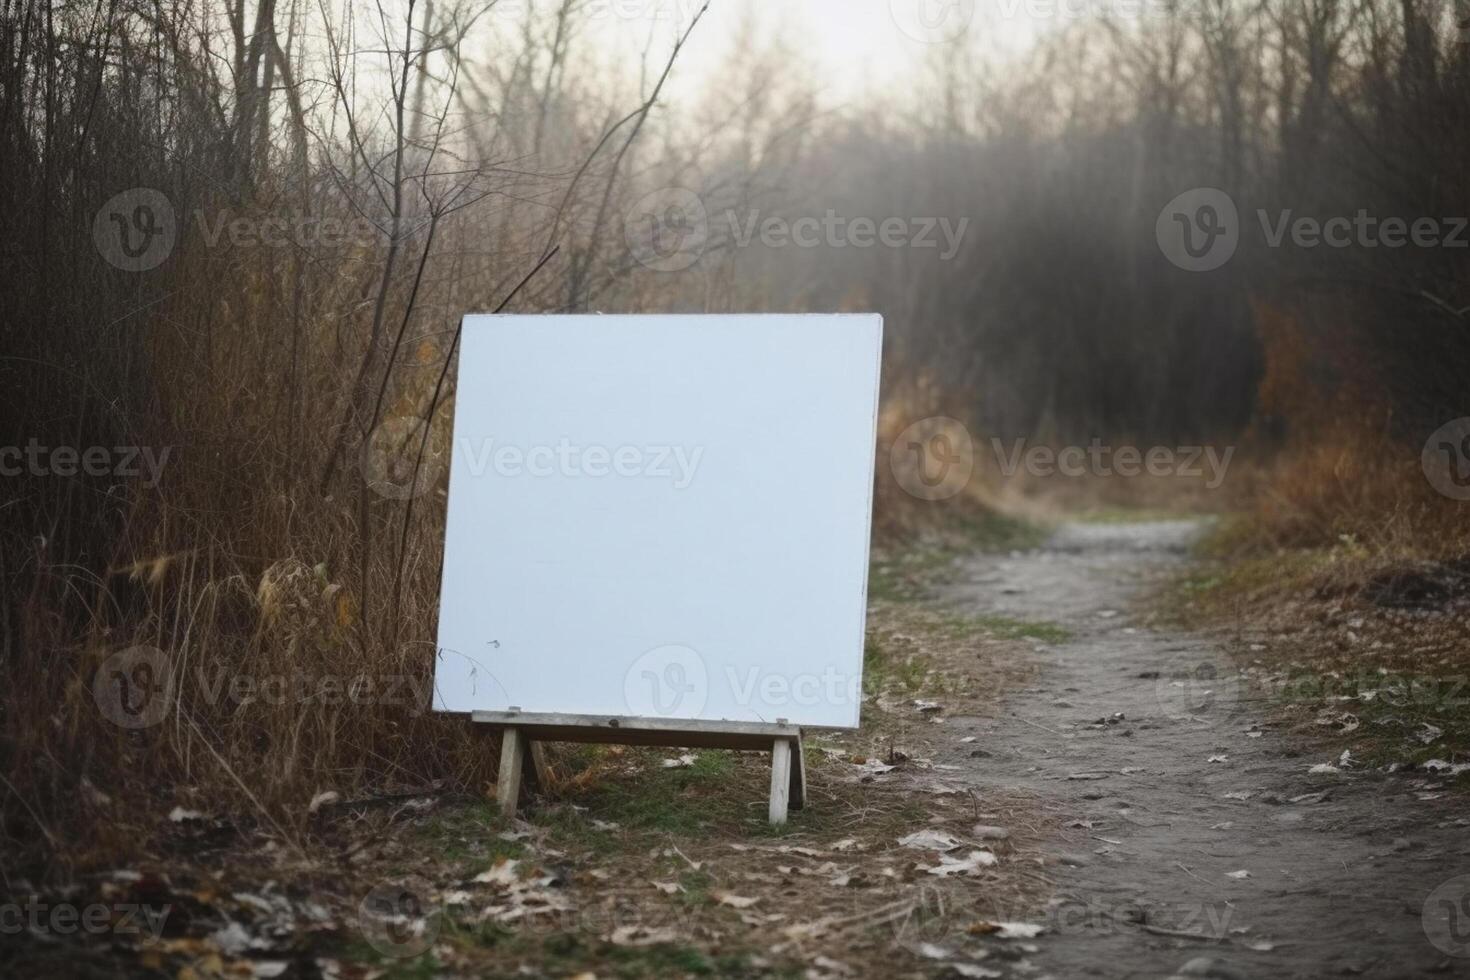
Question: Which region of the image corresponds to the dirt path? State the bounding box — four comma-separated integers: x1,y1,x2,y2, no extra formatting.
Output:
935,520,1466,980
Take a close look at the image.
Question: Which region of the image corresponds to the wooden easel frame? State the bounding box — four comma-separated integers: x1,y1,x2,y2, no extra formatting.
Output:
473,710,808,825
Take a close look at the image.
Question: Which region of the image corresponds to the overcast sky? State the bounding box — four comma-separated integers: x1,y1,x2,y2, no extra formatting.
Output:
553,0,1060,108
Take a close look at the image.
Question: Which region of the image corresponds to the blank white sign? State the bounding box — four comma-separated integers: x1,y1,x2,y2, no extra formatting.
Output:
433,314,882,728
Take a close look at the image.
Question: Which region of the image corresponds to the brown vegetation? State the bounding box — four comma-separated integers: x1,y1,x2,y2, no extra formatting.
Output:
2,0,1468,893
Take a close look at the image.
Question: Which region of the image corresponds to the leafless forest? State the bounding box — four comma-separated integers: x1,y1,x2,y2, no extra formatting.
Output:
2,0,1469,974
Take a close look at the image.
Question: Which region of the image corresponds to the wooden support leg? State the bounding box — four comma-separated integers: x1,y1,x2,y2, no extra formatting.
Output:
769,737,793,825
789,730,806,811
528,740,555,793
497,727,525,818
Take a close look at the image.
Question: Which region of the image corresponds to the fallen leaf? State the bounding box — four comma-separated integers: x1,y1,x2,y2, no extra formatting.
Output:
951,965,1003,979
922,850,996,877
969,921,1044,939
811,955,852,975
474,858,520,886
713,891,758,909
607,924,678,946
898,829,962,851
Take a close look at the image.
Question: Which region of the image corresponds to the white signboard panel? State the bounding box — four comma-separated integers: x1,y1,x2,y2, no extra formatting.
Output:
433,314,882,728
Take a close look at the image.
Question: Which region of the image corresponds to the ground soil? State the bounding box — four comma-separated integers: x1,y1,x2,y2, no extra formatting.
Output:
11,519,1470,979
937,520,1470,979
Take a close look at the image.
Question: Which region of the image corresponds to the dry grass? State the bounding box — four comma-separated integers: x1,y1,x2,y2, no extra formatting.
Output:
0,0,717,870
3,568,1058,980
1153,298,1470,767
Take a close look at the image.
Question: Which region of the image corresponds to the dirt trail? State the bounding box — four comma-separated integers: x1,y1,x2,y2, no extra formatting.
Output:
937,520,1467,980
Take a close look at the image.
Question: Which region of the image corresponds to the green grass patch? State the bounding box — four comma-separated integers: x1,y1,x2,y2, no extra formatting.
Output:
413,799,526,868
436,918,786,978
536,749,750,837
1160,547,1339,626
543,938,773,979
1071,506,1201,525
330,939,444,980
869,512,1045,603
863,632,933,695
939,612,1070,644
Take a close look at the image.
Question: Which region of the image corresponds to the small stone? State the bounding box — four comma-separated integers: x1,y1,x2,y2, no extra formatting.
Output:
1176,956,1245,979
